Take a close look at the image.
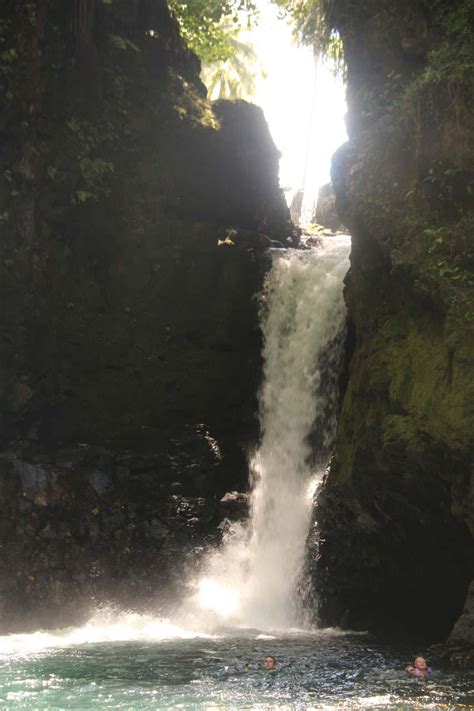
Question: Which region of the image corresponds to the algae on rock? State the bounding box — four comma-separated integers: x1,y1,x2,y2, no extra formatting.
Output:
313,0,474,649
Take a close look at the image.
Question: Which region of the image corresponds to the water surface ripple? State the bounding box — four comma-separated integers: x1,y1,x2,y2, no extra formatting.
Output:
0,630,472,710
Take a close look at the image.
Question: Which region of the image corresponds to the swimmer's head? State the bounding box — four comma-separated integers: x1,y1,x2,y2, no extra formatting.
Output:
263,655,276,670
414,656,428,670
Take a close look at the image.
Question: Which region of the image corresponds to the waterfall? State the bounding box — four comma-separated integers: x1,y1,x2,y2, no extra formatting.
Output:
181,235,351,631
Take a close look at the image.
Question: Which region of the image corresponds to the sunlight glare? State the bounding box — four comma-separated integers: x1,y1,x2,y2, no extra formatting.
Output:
249,1,348,221
306,476,322,502
197,578,240,616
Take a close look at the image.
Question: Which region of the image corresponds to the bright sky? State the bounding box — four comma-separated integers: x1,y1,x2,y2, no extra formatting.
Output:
248,1,348,221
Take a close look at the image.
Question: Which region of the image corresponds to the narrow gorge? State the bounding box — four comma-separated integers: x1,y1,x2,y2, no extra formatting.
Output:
0,0,473,702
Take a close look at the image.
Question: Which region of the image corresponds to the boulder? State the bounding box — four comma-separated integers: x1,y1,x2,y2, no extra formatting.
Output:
313,183,345,232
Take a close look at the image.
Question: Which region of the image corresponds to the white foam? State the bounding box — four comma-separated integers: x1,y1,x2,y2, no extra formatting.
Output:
178,236,351,632
0,609,219,656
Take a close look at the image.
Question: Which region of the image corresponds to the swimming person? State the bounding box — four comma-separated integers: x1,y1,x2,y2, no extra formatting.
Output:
405,656,432,676
263,655,276,671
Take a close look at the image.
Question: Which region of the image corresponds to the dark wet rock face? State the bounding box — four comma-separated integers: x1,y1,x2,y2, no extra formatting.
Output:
313,0,474,647
0,1,293,629
0,443,229,632
448,582,474,667
219,491,249,521
0,440,252,633
314,465,471,641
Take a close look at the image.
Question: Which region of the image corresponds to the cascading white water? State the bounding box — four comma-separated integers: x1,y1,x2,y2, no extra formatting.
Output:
182,235,351,631
0,237,350,656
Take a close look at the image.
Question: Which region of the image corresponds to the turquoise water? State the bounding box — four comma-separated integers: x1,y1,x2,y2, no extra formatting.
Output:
0,624,473,710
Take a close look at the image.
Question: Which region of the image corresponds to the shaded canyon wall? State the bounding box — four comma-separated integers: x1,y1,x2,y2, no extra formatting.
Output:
315,0,474,653
0,0,293,630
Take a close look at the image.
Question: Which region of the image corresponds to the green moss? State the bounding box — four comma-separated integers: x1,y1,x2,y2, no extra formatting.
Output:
335,262,472,489
168,70,220,129
384,324,473,446
382,414,421,451
413,0,474,99
331,386,358,484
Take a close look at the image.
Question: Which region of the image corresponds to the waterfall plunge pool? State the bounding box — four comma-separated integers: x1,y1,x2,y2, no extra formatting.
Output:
3,238,472,709
0,622,472,710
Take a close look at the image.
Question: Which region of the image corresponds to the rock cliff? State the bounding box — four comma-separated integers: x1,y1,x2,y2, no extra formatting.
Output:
0,0,293,630
315,0,474,651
